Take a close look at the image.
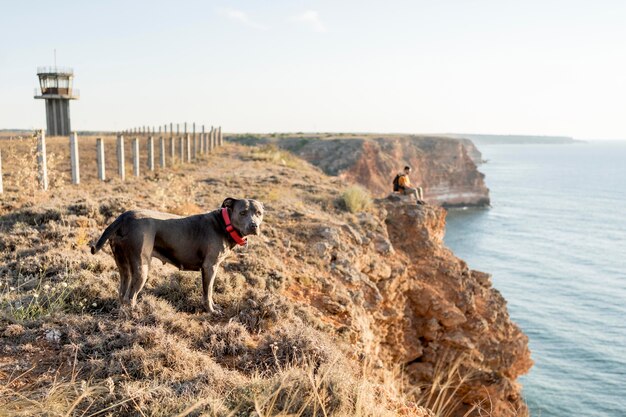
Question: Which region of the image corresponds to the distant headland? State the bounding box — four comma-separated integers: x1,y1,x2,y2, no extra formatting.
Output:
444,133,581,145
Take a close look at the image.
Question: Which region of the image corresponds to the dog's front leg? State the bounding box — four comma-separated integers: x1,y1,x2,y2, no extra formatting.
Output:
201,263,220,314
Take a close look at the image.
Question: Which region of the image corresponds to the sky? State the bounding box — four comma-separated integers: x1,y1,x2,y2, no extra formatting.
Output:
1,0,625,140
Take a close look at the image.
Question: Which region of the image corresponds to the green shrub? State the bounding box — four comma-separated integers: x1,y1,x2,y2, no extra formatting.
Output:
340,185,372,213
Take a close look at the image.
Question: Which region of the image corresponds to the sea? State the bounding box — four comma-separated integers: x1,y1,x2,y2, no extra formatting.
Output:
443,141,626,417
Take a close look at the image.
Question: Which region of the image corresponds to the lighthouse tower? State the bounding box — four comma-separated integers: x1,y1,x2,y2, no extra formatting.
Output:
34,66,79,136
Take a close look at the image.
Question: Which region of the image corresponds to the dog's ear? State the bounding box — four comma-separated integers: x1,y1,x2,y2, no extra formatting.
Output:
221,198,237,209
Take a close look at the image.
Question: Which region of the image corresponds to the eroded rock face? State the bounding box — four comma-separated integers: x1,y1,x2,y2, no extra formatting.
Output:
378,200,532,416
286,198,532,416
282,136,490,207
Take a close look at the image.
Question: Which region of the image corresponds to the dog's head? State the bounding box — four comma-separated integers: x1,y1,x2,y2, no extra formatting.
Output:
221,198,265,236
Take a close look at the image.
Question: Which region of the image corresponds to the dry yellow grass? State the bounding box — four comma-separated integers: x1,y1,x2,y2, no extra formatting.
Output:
340,185,372,213
0,137,508,417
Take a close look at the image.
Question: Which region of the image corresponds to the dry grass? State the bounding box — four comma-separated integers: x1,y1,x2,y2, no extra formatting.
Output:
247,144,300,168
340,185,372,213
0,139,512,417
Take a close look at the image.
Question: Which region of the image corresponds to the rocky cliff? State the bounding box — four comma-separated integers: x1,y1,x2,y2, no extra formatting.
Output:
282,192,532,416
232,134,490,207
0,143,527,416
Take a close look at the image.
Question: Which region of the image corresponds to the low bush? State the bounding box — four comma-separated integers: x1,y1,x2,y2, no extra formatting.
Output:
340,185,372,213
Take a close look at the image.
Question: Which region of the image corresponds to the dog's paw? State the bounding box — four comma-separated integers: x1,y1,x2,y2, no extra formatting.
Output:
208,304,223,316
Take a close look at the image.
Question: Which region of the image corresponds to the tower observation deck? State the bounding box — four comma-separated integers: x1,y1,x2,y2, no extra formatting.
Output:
34,66,79,136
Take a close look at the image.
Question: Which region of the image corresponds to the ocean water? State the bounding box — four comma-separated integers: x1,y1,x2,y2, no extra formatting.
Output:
443,142,626,417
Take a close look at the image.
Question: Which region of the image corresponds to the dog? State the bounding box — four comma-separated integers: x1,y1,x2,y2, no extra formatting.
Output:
91,197,264,313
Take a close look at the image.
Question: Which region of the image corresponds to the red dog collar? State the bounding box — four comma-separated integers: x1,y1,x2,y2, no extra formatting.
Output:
221,208,247,246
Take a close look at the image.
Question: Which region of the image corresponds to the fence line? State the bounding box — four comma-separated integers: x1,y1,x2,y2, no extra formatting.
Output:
0,123,224,192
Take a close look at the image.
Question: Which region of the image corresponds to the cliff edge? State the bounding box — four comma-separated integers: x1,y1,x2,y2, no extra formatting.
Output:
232,134,490,207
0,144,527,416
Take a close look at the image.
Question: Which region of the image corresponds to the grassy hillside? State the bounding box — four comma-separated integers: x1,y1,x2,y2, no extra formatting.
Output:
0,137,529,416
0,140,436,416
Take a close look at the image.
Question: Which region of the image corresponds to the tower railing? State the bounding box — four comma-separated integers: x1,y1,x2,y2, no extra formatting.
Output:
36,66,74,75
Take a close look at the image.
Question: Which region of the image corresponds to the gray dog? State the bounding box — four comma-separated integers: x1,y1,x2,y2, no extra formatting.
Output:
91,197,264,312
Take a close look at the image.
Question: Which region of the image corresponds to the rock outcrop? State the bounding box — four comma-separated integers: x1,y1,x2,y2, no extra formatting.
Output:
283,194,532,416
275,135,490,207
286,136,489,207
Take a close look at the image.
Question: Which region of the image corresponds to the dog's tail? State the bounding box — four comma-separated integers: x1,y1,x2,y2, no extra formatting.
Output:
91,213,126,254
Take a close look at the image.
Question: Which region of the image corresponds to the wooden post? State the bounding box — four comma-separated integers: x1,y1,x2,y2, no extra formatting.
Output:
170,136,175,160
201,125,206,154
37,130,48,191
176,123,179,136
0,149,3,194
132,138,140,176
218,126,223,147
209,126,214,152
69,132,80,184
178,137,184,162
184,122,187,135
96,138,106,181
117,134,125,181
186,134,191,162
147,136,154,171
192,122,196,160
159,137,166,168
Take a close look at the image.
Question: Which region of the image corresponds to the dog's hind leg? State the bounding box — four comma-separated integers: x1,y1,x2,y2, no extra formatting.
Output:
111,243,132,306
128,258,150,308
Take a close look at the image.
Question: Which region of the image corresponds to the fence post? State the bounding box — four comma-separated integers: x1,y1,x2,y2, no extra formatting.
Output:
185,134,191,162
218,126,223,147
69,132,80,184
117,134,125,181
0,149,3,194
176,123,180,136
37,130,48,191
147,136,154,171
159,137,166,168
192,122,197,160
132,138,140,176
96,138,106,181
209,126,214,152
200,125,205,154
178,137,184,162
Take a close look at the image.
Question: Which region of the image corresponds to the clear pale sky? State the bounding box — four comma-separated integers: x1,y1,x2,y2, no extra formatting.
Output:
1,1,625,139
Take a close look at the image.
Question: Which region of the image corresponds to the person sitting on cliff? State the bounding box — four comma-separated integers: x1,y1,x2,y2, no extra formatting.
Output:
393,166,425,205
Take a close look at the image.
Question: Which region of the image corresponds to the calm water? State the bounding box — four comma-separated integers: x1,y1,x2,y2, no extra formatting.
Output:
444,142,626,417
